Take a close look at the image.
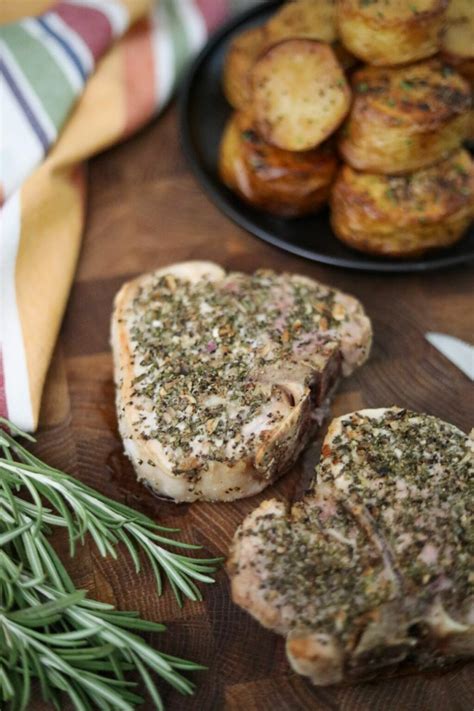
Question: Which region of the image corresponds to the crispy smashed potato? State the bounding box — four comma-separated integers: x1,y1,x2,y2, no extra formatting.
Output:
338,60,472,174
222,26,265,109
336,0,448,66
219,112,338,217
251,39,351,152
331,149,474,258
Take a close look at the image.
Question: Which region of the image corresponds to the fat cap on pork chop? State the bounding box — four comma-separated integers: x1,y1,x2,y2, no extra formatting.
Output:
111,262,371,502
229,407,474,683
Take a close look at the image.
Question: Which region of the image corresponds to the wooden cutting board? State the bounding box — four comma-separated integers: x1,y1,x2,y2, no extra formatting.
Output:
31,105,474,710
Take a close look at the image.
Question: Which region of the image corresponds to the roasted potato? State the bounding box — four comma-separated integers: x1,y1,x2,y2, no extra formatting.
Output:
263,0,338,46
338,60,472,174
261,0,357,71
336,0,448,66
222,26,265,109
219,112,339,217
331,149,474,258
251,39,351,152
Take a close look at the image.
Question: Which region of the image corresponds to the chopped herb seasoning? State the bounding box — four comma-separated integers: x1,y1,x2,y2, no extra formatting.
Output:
241,129,258,142
441,65,454,78
234,409,473,648
356,150,472,222
385,188,397,203
125,271,346,481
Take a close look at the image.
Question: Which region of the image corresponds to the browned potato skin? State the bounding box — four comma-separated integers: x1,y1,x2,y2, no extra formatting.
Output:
251,39,351,152
222,27,265,110
219,112,339,218
331,150,474,258
338,61,472,174
336,0,448,66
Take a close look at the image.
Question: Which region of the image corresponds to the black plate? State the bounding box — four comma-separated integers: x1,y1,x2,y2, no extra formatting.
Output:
179,1,474,272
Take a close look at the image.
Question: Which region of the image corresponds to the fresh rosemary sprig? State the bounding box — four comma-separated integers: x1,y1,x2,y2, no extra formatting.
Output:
0,550,203,711
0,419,221,710
0,420,221,604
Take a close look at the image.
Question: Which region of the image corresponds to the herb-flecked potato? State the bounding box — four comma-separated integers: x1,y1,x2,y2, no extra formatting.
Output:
264,0,338,45
261,0,357,71
222,26,265,110
336,0,448,66
330,149,474,258
219,112,339,217
338,60,472,174
251,39,351,152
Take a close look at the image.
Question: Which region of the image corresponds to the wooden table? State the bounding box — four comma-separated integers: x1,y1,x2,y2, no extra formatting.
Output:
33,103,474,710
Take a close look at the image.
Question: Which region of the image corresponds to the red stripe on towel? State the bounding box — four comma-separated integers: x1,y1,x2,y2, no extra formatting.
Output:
122,17,157,136
193,0,229,32
55,2,113,61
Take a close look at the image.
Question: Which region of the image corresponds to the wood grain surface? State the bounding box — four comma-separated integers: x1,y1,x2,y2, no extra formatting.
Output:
30,104,474,710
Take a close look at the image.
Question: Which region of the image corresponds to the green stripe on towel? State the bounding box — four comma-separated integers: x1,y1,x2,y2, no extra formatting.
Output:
1,23,76,131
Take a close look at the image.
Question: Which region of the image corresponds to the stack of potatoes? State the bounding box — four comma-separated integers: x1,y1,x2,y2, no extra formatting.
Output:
219,0,474,258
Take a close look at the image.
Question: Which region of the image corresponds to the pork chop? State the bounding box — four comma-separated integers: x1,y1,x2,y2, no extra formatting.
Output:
111,262,371,502
229,407,473,683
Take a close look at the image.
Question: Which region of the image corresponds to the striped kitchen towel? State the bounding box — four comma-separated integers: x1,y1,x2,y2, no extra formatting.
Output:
0,0,233,430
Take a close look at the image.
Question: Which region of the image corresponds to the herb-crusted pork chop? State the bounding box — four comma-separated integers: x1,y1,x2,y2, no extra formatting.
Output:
111,262,371,502
229,408,473,683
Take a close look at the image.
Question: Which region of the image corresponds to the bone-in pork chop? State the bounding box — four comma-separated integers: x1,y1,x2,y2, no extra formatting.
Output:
229,408,473,682
111,262,371,502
